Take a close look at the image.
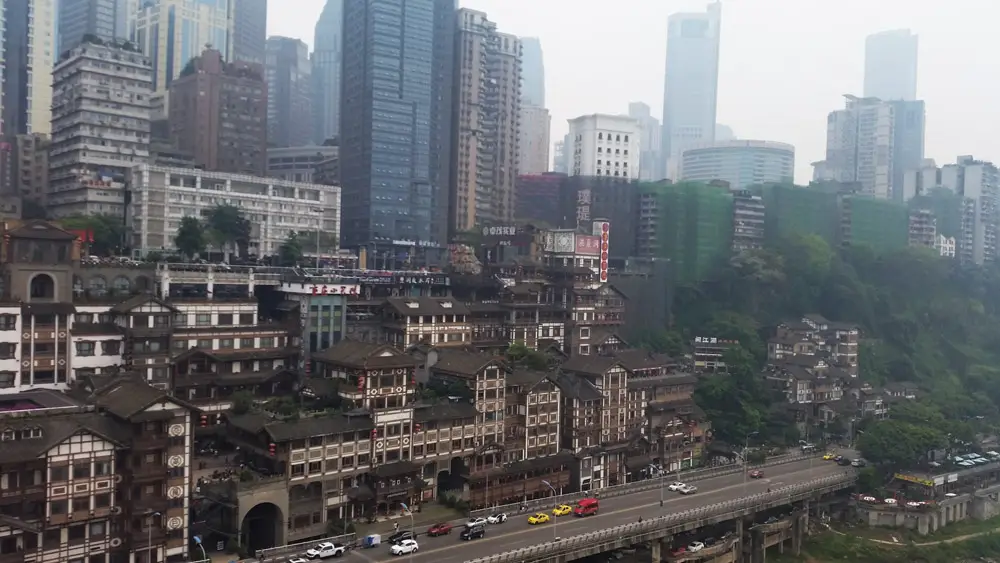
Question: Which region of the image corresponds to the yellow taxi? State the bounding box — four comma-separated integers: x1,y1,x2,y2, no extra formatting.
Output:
552,504,573,516
528,512,550,525
822,453,836,461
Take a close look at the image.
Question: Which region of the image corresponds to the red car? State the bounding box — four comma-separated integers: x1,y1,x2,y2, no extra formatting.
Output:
749,470,763,479
427,522,453,536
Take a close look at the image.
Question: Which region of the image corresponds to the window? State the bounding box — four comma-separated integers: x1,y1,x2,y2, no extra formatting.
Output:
73,463,91,479
0,371,14,388
579,344,590,355
260,337,275,348
0,315,16,330
71,497,90,512
50,499,68,515
218,314,233,325
101,341,120,355
50,466,68,481
0,343,15,359
89,521,106,538
197,339,212,349
291,464,305,477
94,493,111,508
219,339,234,349
173,340,188,351
308,461,321,474
239,313,255,325
195,314,211,326
152,315,171,328
579,327,591,339
240,338,254,348
43,529,61,549
67,524,86,542
75,342,96,357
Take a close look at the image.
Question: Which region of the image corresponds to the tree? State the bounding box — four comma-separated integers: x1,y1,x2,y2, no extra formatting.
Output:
505,342,550,370
635,329,685,356
204,204,251,260
857,419,946,469
59,214,125,256
278,233,304,266
174,217,206,259
295,230,339,256
693,346,771,444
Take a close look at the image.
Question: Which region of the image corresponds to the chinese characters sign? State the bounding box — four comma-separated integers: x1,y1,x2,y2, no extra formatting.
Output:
575,235,601,256
576,189,592,226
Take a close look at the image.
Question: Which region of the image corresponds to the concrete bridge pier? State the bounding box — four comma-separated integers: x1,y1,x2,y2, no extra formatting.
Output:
651,539,661,563
750,528,765,563
735,517,745,563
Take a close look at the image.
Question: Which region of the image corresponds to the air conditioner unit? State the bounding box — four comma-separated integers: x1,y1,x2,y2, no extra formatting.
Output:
110,506,122,515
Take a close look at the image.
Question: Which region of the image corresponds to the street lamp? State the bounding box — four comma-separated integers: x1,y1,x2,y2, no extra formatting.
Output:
400,502,415,563
541,479,558,542
148,511,161,563
742,431,759,497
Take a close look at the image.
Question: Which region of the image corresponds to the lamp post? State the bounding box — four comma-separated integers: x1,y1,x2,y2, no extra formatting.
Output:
148,511,161,563
541,479,558,541
400,502,415,563
742,431,758,497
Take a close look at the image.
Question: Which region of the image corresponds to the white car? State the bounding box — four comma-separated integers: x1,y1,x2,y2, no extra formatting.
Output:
679,485,698,495
487,513,508,524
290,559,309,563
390,539,419,556
466,517,488,528
306,542,346,559
668,482,687,492
688,542,705,552
884,498,897,505
906,501,926,508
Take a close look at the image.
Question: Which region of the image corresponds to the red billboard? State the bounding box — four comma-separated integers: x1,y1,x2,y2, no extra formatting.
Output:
597,222,610,282
575,235,601,255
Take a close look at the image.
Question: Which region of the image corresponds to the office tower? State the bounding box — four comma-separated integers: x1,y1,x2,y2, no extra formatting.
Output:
2,0,55,137
567,114,641,179
553,135,569,174
57,0,128,51
340,0,457,251
660,1,721,179
266,37,313,148
520,37,544,107
939,156,999,266
681,140,795,189
47,39,152,217
821,95,924,201
452,9,521,233
864,29,918,101
518,106,550,175
628,102,662,181
312,0,343,144
169,48,267,175
232,0,267,65
12,133,51,203
134,0,233,93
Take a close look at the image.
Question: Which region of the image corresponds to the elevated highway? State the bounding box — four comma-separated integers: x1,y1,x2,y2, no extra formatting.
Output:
335,458,854,563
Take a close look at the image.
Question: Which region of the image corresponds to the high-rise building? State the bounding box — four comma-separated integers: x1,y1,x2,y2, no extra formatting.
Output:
452,9,521,233
628,102,662,181
340,0,456,252
902,158,940,201
864,29,918,101
520,37,545,107
312,0,343,144
841,195,909,252
680,140,795,189
134,0,233,93
12,133,51,203
820,95,924,201
3,0,55,136
660,1,721,180
939,156,999,266
57,0,128,51
553,136,569,174
168,48,267,175
518,106,550,175
47,38,152,217
731,188,765,253
567,114,641,179
232,0,267,65
266,37,313,148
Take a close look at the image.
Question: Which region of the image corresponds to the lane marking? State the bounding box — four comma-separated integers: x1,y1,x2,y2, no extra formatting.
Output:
391,465,846,562
350,548,378,562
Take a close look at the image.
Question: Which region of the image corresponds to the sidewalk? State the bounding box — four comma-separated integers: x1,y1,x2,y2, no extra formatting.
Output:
353,504,464,537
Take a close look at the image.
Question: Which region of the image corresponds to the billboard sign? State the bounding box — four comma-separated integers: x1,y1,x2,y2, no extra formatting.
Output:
595,222,610,282
575,235,601,255
482,225,531,247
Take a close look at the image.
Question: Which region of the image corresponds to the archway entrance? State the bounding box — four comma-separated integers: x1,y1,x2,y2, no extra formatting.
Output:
241,502,283,554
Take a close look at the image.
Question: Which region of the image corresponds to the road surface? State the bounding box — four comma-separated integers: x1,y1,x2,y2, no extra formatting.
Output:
339,457,848,563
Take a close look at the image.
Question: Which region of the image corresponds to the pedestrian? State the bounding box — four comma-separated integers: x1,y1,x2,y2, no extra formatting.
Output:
393,522,399,532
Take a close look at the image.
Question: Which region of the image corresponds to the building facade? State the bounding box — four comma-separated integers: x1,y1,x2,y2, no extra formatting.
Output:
265,37,313,148
518,105,550,175
168,48,268,176
519,37,544,108
339,0,456,251
311,0,343,144
231,0,267,65
12,133,50,204
47,38,153,218
864,29,918,101
2,0,55,136
57,0,128,51
452,9,522,233
567,114,641,179
133,0,234,93
732,188,765,252
628,102,662,182
127,164,341,257
267,145,339,184
660,1,721,179
680,140,795,189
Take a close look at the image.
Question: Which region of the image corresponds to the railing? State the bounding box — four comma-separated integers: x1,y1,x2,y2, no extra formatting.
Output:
468,452,822,518
468,473,856,563
251,532,355,563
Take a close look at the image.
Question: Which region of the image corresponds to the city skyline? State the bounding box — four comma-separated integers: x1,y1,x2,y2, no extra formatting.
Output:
265,0,998,184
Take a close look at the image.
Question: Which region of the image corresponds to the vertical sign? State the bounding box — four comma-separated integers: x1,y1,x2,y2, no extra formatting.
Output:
576,188,592,227
299,295,310,376
594,222,610,282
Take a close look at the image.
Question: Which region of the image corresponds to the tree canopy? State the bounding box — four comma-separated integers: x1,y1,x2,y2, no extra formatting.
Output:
59,214,125,256
676,233,1000,448
203,204,251,259
174,216,207,259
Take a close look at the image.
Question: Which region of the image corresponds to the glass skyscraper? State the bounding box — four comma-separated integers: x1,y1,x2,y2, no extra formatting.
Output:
339,0,456,253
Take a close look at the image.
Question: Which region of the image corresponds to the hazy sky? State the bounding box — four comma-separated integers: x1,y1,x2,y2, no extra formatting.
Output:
267,0,996,183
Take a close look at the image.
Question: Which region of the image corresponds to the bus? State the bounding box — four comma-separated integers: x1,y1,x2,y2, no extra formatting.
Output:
573,497,599,517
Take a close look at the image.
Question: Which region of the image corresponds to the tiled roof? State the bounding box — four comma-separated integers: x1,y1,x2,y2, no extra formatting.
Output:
7,220,77,240
431,348,504,377
385,297,471,316
71,323,122,336
264,412,375,442
507,368,551,387
0,412,129,463
614,349,674,371
412,401,478,423
90,377,178,419
553,371,603,402
561,354,623,376
313,340,416,369
109,294,178,313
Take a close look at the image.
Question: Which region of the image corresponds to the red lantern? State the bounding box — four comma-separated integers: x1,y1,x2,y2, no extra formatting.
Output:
199,415,208,427
268,443,276,456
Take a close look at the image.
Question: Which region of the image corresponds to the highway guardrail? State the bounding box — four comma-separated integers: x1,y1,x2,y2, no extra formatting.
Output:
467,472,856,563
469,452,824,518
